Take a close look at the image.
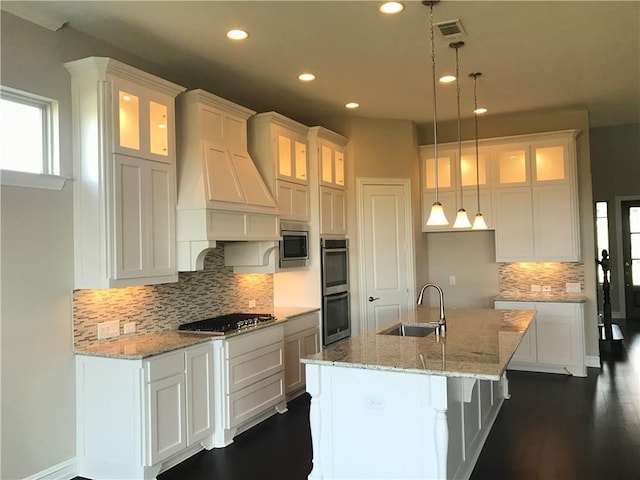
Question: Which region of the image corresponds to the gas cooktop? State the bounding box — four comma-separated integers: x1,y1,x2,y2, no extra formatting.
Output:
178,313,276,334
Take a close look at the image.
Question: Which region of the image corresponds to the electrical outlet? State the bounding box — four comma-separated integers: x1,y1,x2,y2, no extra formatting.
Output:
248,299,256,308
531,285,541,292
97,320,120,340
542,286,552,292
449,275,456,286
566,282,581,293
123,322,136,334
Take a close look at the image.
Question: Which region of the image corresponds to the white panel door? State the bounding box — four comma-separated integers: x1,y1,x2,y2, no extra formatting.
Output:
360,182,414,332
146,373,186,465
532,183,577,260
494,187,534,261
147,161,176,276
185,345,214,445
113,154,146,279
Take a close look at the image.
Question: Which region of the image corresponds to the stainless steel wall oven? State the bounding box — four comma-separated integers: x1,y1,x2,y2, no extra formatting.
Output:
321,238,350,345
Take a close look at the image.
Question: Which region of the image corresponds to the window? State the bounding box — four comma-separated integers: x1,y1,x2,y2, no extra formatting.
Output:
595,201,610,283
0,86,64,189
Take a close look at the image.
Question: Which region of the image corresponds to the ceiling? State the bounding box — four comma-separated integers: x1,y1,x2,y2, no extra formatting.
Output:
3,1,640,129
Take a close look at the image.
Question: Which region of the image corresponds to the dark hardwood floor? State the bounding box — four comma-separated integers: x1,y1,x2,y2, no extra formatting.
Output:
77,319,640,480
471,318,640,480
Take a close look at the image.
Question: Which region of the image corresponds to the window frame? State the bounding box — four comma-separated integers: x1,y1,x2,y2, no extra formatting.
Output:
0,86,67,190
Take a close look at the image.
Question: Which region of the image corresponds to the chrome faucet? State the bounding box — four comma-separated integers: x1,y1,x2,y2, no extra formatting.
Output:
416,283,446,335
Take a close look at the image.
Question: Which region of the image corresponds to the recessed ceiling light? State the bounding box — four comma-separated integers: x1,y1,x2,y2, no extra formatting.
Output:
379,2,404,14
345,102,360,109
298,73,316,82
439,75,456,84
226,29,248,40
474,107,488,114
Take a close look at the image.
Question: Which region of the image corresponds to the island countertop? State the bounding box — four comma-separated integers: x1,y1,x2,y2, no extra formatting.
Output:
301,307,535,380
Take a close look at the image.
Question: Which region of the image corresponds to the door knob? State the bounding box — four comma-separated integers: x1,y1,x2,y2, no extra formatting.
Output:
368,296,380,302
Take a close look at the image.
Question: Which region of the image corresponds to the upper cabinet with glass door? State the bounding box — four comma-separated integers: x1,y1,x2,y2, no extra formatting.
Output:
311,126,347,189
113,78,177,164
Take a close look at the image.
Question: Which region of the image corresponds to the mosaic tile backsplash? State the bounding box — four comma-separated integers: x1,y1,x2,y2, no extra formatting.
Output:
498,262,585,296
73,245,273,348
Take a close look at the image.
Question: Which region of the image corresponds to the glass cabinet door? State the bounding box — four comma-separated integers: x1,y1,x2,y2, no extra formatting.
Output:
494,145,530,186
149,101,169,157
423,153,453,190
114,82,173,163
460,147,489,188
278,134,308,183
278,135,293,178
334,150,345,187
118,90,140,151
294,140,307,182
533,144,566,182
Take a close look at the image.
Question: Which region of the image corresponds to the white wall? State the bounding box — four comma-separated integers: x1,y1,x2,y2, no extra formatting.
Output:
0,13,177,478
425,231,499,308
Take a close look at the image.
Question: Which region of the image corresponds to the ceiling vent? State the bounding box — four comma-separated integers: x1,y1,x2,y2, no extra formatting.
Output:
435,19,466,39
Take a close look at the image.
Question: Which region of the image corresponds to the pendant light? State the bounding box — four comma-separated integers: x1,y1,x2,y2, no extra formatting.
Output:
451,41,471,228
424,0,449,226
469,72,488,230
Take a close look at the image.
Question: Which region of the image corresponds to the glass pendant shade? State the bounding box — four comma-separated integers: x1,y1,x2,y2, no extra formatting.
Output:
453,208,472,228
427,202,449,226
472,212,488,230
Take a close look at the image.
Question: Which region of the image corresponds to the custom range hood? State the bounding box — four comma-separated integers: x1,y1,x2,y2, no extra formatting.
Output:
176,89,279,271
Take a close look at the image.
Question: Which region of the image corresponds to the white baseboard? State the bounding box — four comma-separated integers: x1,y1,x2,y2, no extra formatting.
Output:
586,355,601,368
25,458,77,480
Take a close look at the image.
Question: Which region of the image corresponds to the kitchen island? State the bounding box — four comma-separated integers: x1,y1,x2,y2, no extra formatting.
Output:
301,307,535,480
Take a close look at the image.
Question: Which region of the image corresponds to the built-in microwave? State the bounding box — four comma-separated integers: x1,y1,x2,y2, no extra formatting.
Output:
279,222,309,268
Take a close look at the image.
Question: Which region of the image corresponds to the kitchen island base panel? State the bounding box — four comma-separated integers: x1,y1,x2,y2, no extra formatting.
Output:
305,364,507,480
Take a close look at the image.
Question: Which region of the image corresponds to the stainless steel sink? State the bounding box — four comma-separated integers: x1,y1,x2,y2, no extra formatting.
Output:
378,323,436,337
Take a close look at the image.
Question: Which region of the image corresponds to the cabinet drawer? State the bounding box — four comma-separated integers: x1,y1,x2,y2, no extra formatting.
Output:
283,312,319,337
145,351,185,382
226,325,283,359
225,372,285,428
534,302,576,316
227,340,284,394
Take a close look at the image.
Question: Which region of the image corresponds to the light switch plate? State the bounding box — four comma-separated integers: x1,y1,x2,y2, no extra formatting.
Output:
531,285,541,292
542,286,552,292
123,322,136,334
97,320,120,340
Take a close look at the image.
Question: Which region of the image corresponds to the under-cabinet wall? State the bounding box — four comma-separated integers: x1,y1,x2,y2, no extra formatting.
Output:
73,246,273,348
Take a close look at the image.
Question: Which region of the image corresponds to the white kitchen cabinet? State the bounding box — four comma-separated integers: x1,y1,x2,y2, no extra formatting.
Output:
319,186,346,235
211,325,286,447
493,131,580,262
76,342,215,480
495,301,586,377
247,112,311,221
419,130,578,252
283,312,321,400
65,57,185,289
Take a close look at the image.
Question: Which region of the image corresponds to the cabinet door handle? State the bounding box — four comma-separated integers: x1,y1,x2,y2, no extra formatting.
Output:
368,296,380,302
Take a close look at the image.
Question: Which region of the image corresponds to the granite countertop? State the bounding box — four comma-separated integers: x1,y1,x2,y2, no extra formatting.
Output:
301,307,535,381
74,331,218,359
494,293,587,303
75,306,320,359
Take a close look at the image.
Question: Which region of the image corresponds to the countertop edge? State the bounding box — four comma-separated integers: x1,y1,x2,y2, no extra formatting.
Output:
494,294,587,303
300,358,503,381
